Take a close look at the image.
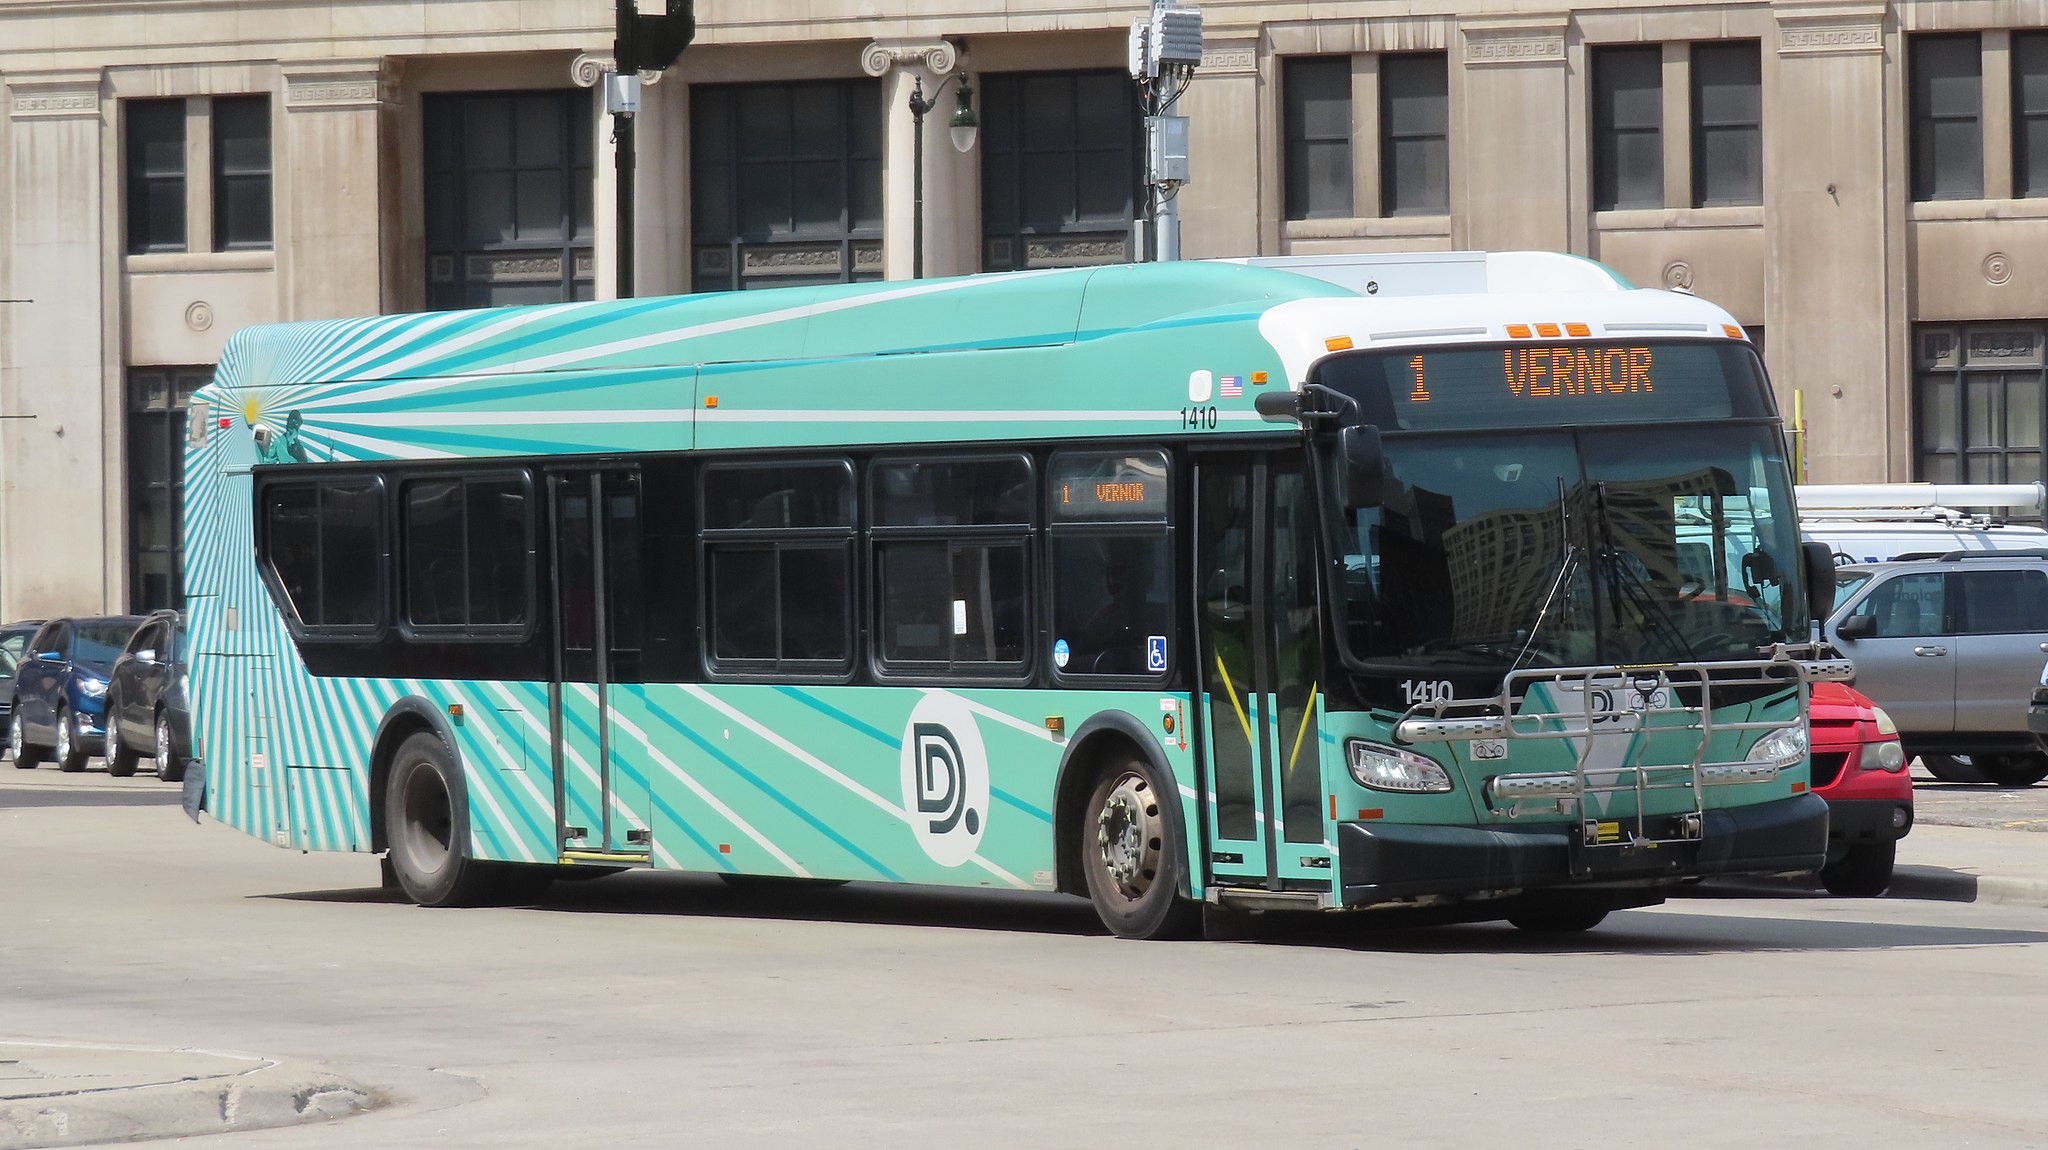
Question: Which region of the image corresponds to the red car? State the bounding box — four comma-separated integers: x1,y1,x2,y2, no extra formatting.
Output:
1808,681,1914,896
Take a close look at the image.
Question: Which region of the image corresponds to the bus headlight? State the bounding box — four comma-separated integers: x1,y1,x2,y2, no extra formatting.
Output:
1859,740,1907,772
1347,740,1453,793
1746,724,1807,770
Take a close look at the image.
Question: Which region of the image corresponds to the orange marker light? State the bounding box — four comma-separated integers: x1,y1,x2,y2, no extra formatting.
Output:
1724,324,1747,340
1251,371,1269,385
1324,336,1354,352
1506,324,1533,339
704,395,719,408
1791,781,1807,794
448,703,464,718
1328,795,1338,819
1357,808,1385,820
719,843,732,853
1566,322,1591,337
1535,322,1562,338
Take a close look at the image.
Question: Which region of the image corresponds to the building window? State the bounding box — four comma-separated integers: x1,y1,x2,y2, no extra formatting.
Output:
212,96,273,250
424,91,595,309
1283,57,1353,220
981,70,1141,271
127,368,209,613
1692,42,1762,207
2017,33,2048,199
125,100,187,254
690,80,882,292
1915,324,2045,484
1912,35,1984,202
1380,54,1449,217
1593,46,1664,210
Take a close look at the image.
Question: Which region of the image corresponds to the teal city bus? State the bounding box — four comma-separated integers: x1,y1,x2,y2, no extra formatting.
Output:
183,251,1849,938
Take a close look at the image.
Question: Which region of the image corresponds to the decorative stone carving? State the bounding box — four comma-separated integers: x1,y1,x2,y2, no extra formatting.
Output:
570,53,666,87
1201,45,1258,75
1984,252,2013,286
184,301,214,333
1777,16,1883,56
1663,261,1695,291
1464,33,1566,64
7,73,103,121
283,63,392,110
861,40,960,78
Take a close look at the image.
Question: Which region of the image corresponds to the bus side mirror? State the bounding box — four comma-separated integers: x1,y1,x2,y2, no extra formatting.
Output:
1339,424,1386,510
1802,540,1836,624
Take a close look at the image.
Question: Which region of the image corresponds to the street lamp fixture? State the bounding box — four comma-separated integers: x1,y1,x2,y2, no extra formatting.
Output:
908,71,979,279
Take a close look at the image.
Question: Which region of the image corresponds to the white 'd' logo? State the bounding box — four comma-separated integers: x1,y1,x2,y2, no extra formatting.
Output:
900,694,991,867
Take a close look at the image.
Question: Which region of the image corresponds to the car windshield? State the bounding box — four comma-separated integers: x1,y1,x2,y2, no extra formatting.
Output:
1328,423,1807,673
74,621,139,665
1834,569,1873,606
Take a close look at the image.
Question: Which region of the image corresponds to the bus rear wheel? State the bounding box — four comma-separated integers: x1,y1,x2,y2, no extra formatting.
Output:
1080,756,1199,940
385,731,501,907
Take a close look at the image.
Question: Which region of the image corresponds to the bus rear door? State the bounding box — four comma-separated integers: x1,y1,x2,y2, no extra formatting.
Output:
548,468,653,857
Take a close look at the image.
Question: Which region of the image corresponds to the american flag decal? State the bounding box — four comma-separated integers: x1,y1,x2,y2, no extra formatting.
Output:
1219,375,1243,397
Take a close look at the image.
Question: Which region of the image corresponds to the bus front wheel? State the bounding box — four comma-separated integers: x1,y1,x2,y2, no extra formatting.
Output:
1080,756,1199,940
385,731,501,907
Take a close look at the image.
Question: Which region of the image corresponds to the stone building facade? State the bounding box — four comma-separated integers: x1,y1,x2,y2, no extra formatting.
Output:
3,1,2047,620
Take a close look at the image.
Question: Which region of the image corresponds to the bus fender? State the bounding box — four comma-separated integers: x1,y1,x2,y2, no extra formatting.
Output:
1051,710,1189,899
367,696,466,852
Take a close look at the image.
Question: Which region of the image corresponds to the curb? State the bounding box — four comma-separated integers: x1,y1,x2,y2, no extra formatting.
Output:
1886,864,2048,908
0,1046,375,1150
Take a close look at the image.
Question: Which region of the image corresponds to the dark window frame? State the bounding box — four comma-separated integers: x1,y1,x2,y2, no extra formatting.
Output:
211,95,274,251
423,89,596,309
2016,32,2048,199
690,79,884,292
398,470,537,643
979,69,1142,271
868,452,1036,682
255,473,391,641
1045,449,1175,684
1283,56,1355,221
698,457,860,680
1592,45,1665,211
1379,52,1450,217
1913,323,2047,486
1911,33,1986,202
125,99,188,255
127,367,209,614
1690,41,1763,208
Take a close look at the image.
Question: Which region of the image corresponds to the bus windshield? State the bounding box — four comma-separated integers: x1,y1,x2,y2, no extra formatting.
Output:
1328,423,1808,673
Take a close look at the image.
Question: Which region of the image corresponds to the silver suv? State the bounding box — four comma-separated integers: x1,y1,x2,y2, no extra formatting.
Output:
1827,551,2048,787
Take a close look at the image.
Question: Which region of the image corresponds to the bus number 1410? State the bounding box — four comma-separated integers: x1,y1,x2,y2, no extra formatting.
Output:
1179,406,1218,430
1401,679,1455,705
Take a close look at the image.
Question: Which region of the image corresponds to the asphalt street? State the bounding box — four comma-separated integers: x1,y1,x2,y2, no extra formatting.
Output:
4,765,2048,1149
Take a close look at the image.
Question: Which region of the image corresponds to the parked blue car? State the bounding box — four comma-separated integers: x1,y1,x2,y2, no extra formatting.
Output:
9,616,145,772
0,619,44,754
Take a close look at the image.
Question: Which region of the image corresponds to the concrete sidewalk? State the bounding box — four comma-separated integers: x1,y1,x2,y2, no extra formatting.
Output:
0,1041,371,1148
1885,822,2048,907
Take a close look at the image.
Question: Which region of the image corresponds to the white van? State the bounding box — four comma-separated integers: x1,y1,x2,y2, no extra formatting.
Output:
1798,483,2048,565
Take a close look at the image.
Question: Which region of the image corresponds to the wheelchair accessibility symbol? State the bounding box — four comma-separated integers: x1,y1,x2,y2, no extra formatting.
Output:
1146,635,1167,673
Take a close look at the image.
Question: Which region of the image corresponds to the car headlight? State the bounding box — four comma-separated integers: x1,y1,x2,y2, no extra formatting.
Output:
1870,706,1899,737
1858,739,1907,772
77,676,108,699
1347,740,1454,793
1746,723,1807,769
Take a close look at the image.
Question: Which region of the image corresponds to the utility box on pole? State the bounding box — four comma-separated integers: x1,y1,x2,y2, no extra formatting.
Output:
1128,4,1203,262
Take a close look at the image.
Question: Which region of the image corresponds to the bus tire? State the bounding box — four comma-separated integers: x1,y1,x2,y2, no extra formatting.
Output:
1080,755,1199,940
385,730,501,907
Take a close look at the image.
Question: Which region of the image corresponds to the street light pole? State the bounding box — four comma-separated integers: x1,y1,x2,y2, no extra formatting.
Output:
906,72,979,280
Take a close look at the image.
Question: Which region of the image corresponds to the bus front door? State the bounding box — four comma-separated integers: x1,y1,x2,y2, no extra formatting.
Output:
1195,455,1329,894
549,468,653,858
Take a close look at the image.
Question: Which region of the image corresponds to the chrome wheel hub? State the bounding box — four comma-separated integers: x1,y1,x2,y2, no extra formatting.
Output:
55,717,70,761
1095,774,1161,902
157,720,172,774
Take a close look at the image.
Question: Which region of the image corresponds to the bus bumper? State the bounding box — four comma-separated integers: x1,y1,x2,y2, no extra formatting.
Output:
1336,792,1829,906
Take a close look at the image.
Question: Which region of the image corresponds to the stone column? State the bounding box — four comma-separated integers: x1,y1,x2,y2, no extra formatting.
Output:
1455,15,1573,253
863,39,978,280
279,61,394,320
1178,37,1262,259
1766,4,1895,482
2,72,112,619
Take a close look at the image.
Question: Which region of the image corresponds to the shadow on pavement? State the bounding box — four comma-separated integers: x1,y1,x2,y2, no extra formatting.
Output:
257,868,2048,954
0,785,182,809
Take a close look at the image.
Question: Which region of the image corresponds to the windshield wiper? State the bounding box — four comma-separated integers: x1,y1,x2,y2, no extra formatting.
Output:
1511,477,1581,672
1592,481,1697,662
